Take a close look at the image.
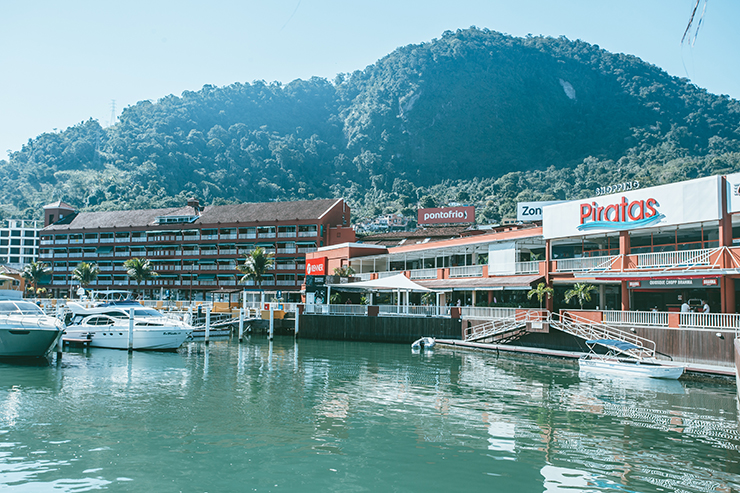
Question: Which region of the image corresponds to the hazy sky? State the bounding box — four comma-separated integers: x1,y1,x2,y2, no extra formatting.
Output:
1,0,737,156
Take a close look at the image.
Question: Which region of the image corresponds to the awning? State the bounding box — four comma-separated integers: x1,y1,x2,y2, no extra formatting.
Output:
327,273,433,292
417,274,543,292
97,246,113,253
198,274,216,280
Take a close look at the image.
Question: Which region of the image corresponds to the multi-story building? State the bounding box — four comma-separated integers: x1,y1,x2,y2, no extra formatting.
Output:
309,173,740,314
0,219,41,269
39,198,354,301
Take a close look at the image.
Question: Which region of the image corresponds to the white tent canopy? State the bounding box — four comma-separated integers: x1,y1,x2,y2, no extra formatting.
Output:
326,273,433,292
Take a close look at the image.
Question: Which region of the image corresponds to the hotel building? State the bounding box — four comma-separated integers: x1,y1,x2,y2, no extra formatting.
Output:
39,198,354,300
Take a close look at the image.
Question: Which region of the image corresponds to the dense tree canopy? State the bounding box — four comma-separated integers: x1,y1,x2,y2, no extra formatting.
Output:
1,28,739,224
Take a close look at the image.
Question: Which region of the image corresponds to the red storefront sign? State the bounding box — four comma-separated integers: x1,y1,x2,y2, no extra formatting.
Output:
305,257,327,276
418,206,475,225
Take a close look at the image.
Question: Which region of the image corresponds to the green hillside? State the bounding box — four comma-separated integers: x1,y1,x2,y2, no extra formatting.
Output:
2,28,740,224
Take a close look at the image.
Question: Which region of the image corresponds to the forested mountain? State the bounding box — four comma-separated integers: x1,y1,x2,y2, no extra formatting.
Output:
2,28,740,224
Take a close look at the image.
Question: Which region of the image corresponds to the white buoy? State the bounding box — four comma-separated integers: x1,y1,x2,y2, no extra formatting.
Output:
128,307,134,352
205,304,211,345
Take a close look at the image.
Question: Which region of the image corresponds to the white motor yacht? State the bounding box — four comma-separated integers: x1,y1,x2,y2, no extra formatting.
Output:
0,300,65,358
64,301,192,350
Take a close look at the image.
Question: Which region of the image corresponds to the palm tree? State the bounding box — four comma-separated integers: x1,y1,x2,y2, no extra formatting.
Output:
564,283,598,310
22,261,50,296
333,265,355,277
124,258,158,295
527,282,554,309
72,262,100,292
237,247,274,291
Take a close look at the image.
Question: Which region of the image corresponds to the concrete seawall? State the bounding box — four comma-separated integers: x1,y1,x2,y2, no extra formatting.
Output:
298,314,463,343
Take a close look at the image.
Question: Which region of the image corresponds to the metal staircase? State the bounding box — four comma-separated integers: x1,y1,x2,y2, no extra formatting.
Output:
465,311,542,344
548,311,657,360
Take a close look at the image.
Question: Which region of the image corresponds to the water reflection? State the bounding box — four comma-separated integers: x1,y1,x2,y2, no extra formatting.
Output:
0,338,738,492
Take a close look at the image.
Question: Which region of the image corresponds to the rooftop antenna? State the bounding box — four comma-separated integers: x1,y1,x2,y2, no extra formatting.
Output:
109,99,116,127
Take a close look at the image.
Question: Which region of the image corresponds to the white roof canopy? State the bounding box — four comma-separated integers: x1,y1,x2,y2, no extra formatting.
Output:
327,274,433,292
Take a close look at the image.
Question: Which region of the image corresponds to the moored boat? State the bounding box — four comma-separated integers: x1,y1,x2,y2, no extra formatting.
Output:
0,300,64,358
578,339,684,380
579,356,685,380
64,301,192,350
411,337,435,350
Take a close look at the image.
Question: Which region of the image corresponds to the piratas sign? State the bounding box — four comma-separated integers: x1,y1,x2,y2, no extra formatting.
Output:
418,206,475,225
305,257,327,276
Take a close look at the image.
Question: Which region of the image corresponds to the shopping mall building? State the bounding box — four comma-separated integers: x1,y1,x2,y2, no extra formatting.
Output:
308,173,740,314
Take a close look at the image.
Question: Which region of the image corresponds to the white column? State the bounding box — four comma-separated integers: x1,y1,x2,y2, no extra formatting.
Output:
128,307,134,352
269,304,274,340
205,305,211,345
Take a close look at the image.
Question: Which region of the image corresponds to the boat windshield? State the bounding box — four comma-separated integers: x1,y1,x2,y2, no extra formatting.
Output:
0,301,45,316
133,308,164,318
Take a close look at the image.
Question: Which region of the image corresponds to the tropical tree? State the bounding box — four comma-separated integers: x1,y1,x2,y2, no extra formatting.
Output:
22,261,50,295
333,265,355,277
564,283,598,310
124,258,158,290
72,262,100,290
527,282,554,309
237,247,274,291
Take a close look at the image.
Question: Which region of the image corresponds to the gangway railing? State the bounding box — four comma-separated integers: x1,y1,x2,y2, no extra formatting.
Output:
465,310,545,343
548,311,657,360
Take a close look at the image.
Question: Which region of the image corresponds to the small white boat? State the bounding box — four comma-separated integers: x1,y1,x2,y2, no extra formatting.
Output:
578,339,684,380
411,337,435,350
64,301,192,350
579,356,684,380
0,300,65,358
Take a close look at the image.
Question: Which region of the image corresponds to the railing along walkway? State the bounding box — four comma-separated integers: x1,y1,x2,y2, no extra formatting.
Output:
548,311,657,360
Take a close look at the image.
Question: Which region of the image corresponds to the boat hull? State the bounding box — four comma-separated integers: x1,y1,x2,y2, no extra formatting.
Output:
0,327,63,357
64,327,190,350
579,357,684,380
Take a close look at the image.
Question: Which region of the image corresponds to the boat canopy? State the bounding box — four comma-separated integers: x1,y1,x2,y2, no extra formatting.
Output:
586,339,640,351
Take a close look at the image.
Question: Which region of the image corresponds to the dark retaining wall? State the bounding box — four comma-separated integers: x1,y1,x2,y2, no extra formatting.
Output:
298,314,463,343
463,317,736,366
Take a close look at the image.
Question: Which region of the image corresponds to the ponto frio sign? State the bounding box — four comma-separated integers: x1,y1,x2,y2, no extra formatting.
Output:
417,206,475,225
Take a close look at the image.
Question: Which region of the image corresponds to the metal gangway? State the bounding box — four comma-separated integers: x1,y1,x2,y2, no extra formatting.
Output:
465,310,545,344
548,311,657,360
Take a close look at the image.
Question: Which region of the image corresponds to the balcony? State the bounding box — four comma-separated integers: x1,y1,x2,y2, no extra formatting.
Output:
297,247,316,254
555,255,619,273
409,268,437,280
239,234,257,239
257,232,276,239
55,239,69,245
114,237,129,243
633,248,713,269
277,248,297,254
276,280,296,286
297,231,317,237
220,249,237,255
201,235,219,240
99,238,114,243
276,264,297,270
220,234,238,240
449,265,483,278
131,237,148,243
278,232,296,238
200,250,218,256
515,261,540,275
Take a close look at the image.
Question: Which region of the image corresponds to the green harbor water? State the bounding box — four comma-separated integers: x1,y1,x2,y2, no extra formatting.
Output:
1,337,739,492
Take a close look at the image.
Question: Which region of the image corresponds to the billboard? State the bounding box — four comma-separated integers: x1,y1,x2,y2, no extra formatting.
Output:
418,206,475,225
517,201,566,222
543,176,722,240
305,257,327,276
